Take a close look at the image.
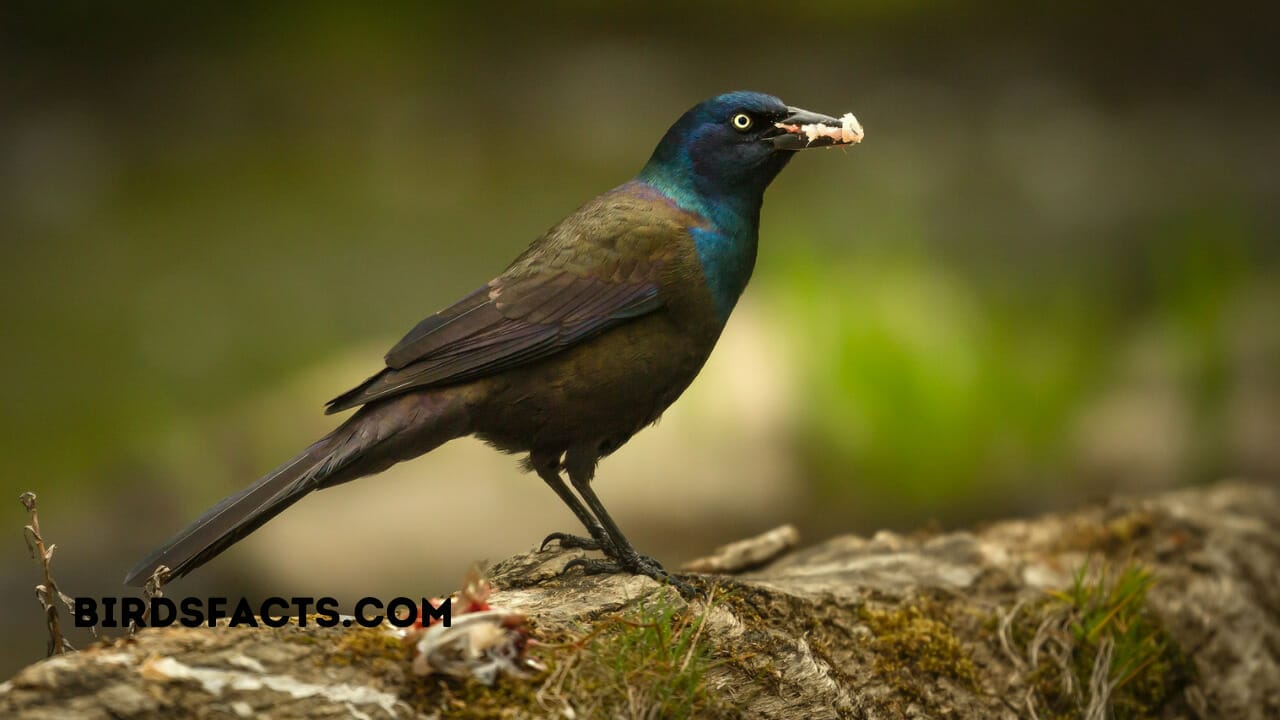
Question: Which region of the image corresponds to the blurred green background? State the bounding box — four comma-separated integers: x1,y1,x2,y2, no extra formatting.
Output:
2,2,1277,676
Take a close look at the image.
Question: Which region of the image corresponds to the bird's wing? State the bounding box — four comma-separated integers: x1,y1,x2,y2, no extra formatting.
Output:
324,208,678,413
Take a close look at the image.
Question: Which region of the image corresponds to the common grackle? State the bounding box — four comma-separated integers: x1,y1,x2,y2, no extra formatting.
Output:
125,91,862,591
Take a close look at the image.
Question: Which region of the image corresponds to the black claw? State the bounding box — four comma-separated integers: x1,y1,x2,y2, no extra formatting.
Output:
616,553,698,597
664,575,698,599
621,553,665,576
559,551,697,597
562,557,621,575
540,532,605,552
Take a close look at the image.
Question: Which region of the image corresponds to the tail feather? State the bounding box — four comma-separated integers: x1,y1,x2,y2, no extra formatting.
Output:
125,390,470,588
124,437,335,586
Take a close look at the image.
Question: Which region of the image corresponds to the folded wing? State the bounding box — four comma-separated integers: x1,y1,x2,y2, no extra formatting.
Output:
325,255,664,413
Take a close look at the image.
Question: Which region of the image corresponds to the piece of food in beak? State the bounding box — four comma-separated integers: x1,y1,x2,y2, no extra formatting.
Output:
838,113,864,144
775,112,864,146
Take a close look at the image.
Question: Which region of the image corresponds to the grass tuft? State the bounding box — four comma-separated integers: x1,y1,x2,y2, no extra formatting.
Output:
544,591,723,718
1005,558,1197,719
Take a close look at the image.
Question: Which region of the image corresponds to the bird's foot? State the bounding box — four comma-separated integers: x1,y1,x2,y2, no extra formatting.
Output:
561,557,622,575
540,531,607,552
562,552,695,598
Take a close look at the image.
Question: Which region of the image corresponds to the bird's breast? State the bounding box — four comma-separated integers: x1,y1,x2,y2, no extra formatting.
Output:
688,226,758,321
468,305,720,456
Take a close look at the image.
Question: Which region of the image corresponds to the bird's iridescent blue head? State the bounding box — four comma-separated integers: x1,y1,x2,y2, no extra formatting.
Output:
639,91,863,218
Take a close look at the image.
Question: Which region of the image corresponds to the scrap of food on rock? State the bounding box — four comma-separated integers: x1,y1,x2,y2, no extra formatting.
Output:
401,568,543,684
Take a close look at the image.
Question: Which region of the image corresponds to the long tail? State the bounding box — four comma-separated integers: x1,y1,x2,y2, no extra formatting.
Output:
124,393,466,586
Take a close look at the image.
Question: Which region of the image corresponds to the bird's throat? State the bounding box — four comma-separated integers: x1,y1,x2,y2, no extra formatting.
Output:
637,181,759,323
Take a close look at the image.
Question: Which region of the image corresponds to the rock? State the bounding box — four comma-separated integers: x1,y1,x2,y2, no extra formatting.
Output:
2,482,1276,719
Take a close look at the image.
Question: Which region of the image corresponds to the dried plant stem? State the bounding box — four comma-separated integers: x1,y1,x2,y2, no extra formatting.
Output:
129,564,170,636
19,492,75,656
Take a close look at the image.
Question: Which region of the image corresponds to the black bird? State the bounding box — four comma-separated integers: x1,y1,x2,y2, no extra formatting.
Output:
125,91,862,589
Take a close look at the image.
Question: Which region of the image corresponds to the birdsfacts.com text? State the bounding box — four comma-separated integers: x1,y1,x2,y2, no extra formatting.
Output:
72,596,451,629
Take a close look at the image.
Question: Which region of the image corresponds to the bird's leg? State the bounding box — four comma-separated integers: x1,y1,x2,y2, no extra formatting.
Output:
560,454,693,596
532,454,614,553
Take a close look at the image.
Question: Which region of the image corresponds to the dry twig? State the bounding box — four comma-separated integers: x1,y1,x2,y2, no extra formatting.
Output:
19,492,78,655
129,564,170,636
681,524,799,574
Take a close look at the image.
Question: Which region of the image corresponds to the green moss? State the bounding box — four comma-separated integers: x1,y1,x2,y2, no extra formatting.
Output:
406,669,546,719
1056,510,1156,555
326,625,408,667
859,597,981,704
717,583,797,628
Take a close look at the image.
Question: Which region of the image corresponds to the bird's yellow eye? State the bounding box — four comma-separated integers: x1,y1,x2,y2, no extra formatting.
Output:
731,113,753,131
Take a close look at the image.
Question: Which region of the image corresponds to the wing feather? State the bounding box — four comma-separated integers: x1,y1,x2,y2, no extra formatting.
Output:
325,257,665,413
324,184,697,413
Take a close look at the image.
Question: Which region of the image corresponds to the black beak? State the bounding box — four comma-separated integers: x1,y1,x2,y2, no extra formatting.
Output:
768,106,864,150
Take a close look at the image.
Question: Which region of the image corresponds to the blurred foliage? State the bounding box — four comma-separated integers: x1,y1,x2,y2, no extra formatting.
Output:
767,199,1270,519
0,0,1277,674
771,244,1108,511
2,1,1277,516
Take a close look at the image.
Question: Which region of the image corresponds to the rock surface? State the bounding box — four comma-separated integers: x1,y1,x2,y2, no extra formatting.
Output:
2,482,1276,719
